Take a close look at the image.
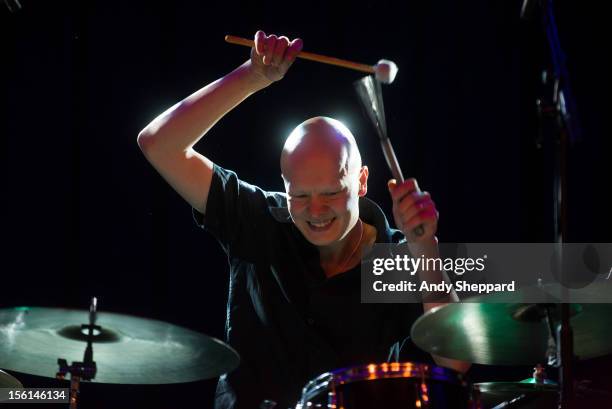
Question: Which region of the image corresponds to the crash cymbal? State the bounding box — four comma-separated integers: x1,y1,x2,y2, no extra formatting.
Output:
475,379,558,409
411,283,612,365
0,369,23,388
0,307,239,384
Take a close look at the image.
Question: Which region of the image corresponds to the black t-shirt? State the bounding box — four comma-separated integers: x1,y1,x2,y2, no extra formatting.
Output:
193,164,431,409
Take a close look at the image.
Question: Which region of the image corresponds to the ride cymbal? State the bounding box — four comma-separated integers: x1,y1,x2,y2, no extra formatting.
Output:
0,307,239,384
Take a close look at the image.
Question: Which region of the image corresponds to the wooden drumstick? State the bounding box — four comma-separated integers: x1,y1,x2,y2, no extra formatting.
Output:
225,35,398,84
225,35,374,74
381,137,425,237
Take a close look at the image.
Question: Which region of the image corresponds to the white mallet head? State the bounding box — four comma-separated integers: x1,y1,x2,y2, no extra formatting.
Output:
374,59,399,84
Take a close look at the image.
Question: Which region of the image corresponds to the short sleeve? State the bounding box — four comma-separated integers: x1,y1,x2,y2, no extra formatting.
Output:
192,164,269,261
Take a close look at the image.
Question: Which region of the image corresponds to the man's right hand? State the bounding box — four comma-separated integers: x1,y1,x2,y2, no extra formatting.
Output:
248,30,303,85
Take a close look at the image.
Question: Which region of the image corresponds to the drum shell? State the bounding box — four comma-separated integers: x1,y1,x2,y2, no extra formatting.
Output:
298,362,473,409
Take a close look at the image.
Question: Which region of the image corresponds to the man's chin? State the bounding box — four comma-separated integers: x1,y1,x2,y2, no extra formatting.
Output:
298,226,340,247
305,235,337,247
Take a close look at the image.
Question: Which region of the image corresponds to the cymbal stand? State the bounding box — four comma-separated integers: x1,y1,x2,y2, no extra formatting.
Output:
56,297,99,409
523,0,582,406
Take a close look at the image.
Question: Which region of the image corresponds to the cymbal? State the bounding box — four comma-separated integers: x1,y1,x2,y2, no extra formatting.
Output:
475,379,558,409
0,307,239,384
0,369,23,388
411,283,612,365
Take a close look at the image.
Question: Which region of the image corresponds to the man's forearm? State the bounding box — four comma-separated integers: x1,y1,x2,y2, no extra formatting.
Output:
138,61,269,155
409,237,458,306
409,238,471,373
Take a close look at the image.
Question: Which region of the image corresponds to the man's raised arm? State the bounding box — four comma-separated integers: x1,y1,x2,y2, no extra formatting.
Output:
137,31,302,214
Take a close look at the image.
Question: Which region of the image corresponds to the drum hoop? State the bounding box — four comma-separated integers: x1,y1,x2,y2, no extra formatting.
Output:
299,362,466,404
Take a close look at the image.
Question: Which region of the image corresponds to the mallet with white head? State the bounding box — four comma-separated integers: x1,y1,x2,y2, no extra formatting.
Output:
224,35,399,84
354,75,425,237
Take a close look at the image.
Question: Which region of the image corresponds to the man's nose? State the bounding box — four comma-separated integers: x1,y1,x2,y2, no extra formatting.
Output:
308,198,328,218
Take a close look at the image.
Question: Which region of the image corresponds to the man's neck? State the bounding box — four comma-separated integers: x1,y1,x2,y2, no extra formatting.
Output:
319,220,377,278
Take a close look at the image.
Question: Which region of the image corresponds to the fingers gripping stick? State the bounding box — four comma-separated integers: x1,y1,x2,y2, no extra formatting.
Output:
225,35,398,84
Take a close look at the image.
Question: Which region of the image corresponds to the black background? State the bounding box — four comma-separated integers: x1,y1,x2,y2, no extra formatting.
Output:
2,0,611,407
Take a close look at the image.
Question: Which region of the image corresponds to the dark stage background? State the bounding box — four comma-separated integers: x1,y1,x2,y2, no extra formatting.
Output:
2,0,611,407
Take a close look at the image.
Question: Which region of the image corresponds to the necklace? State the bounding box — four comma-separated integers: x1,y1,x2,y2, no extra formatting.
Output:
337,219,364,271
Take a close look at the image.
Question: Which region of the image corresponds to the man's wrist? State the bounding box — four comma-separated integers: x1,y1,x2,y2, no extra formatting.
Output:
238,60,273,92
407,235,439,257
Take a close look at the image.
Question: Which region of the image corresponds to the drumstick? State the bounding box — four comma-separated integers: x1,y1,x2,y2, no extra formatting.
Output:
225,35,398,83
225,35,399,84
225,35,375,74
380,137,425,237
353,74,425,237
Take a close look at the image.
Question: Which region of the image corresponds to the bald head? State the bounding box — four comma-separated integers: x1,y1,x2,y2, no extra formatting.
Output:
280,117,368,246
281,117,361,179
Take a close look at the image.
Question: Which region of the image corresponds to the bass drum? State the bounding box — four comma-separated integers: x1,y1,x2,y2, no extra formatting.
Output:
297,362,474,409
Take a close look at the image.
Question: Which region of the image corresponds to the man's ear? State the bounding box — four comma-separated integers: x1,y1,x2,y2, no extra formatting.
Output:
358,166,369,197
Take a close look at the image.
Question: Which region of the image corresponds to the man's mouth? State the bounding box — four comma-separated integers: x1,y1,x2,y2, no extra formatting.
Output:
307,218,336,232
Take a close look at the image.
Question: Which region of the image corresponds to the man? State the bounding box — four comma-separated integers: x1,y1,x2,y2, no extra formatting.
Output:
138,31,468,409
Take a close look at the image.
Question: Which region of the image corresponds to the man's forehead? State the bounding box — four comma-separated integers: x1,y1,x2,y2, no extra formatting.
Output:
285,131,347,160
288,143,346,164
282,147,348,180
284,176,349,195
284,159,348,182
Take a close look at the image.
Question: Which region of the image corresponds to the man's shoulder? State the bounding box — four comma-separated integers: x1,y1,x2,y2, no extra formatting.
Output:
263,190,288,207
212,165,284,202
359,196,405,244
263,191,293,223
212,164,292,223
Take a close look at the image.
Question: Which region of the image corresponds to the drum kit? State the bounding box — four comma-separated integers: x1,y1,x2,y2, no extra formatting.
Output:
1,5,603,407
2,289,611,409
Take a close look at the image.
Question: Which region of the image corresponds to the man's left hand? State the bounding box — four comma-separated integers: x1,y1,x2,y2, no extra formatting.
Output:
388,178,438,243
